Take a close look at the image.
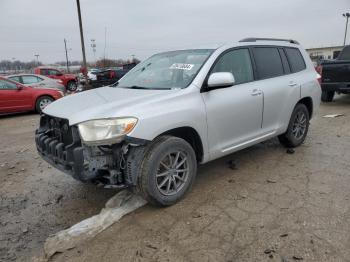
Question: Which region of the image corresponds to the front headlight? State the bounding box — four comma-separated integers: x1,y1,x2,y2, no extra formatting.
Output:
78,117,138,145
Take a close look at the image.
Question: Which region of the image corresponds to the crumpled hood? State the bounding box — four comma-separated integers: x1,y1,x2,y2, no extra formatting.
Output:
43,86,178,125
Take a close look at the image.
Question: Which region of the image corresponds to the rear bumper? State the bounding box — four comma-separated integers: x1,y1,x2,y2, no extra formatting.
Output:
321,82,350,93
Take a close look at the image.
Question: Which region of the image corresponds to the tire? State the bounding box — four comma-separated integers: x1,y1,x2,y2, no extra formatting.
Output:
137,136,197,206
321,90,335,102
35,96,54,113
67,81,77,92
278,103,310,148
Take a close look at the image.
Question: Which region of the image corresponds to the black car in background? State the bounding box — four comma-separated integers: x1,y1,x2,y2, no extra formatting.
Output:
318,45,350,102
81,62,137,89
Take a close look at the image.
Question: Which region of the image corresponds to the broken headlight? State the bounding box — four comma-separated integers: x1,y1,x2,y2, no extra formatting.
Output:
78,117,138,145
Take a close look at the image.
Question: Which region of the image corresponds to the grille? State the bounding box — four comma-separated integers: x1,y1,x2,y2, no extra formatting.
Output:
41,115,74,146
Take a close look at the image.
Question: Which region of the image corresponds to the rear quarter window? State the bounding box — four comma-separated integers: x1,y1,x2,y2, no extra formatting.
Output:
284,48,306,73
252,47,284,79
9,76,22,83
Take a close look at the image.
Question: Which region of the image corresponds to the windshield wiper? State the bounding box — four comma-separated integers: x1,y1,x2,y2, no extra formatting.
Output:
126,85,149,89
120,85,172,90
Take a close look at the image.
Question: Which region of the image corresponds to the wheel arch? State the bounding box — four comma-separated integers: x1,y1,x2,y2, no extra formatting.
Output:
297,96,313,119
157,126,204,163
35,95,55,112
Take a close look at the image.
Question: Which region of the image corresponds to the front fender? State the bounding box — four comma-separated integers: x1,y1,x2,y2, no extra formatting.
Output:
127,101,209,162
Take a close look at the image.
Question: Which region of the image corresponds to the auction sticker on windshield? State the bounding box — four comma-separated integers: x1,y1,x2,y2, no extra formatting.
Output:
170,63,194,70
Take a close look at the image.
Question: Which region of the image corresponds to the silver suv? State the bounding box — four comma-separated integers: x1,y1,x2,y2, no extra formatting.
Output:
35,38,321,206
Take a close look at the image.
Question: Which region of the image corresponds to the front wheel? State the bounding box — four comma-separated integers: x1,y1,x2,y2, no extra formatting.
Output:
67,81,77,92
35,96,54,113
321,90,335,102
278,103,310,148
137,136,197,206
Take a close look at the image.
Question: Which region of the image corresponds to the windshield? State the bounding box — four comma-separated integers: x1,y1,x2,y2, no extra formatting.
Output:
116,49,214,89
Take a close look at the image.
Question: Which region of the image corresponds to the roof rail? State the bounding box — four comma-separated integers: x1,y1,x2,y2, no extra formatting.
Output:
239,38,299,45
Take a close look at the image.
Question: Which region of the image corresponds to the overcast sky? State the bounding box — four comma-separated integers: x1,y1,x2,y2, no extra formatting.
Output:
0,0,349,63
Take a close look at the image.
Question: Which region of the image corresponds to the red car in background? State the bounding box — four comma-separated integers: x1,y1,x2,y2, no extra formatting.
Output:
34,66,77,92
0,77,64,114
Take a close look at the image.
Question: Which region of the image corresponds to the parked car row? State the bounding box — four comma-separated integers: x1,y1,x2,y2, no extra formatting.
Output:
0,61,139,114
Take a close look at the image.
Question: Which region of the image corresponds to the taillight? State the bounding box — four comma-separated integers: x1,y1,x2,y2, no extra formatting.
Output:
315,65,322,75
315,65,322,85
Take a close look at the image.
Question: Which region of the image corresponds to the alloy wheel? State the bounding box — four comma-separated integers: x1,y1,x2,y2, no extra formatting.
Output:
156,151,189,196
292,111,307,140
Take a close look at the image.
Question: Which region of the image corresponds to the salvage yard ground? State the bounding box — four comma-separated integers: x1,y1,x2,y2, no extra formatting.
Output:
1,95,350,262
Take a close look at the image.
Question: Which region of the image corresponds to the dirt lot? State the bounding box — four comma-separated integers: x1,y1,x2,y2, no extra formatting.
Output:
1,95,350,262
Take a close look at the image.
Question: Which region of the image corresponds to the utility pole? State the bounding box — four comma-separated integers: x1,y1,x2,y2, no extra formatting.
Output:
76,0,89,89
343,12,350,46
103,27,107,68
91,39,96,65
64,39,70,73
34,54,40,66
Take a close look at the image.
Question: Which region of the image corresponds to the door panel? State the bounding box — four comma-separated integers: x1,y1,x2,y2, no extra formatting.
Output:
201,48,263,158
202,83,263,157
0,80,33,113
251,47,300,133
259,76,300,132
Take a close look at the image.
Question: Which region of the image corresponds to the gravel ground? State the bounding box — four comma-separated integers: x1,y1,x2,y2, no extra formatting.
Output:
1,95,350,262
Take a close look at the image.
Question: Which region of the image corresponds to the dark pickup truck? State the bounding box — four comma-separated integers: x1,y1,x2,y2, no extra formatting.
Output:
319,45,350,102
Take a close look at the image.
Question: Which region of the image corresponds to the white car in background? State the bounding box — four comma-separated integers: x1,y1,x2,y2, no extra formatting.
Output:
6,74,65,92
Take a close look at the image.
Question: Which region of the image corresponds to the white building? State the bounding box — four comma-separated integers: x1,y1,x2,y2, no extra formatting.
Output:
306,46,344,62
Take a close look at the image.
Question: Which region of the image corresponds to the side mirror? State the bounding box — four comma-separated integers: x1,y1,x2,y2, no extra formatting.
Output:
56,72,63,76
207,72,235,90
16,84,23,90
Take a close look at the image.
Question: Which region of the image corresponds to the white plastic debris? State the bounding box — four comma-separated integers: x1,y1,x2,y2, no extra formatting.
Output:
322,114,344,118
44,190,147,258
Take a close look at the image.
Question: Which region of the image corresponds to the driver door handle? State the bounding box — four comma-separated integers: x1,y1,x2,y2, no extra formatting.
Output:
251,89,262,96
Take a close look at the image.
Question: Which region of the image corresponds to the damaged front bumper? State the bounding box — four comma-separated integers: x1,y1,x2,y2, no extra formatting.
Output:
35,115,147,187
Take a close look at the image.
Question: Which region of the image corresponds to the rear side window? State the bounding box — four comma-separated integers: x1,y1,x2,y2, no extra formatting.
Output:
9,76,22,83
252,47,284,79
22,75,42,84
48,69,59,75
284,48,306,73
278,49,291,74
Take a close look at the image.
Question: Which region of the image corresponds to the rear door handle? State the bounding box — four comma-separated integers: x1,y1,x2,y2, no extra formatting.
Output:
251,89,262,96
288,81,298,87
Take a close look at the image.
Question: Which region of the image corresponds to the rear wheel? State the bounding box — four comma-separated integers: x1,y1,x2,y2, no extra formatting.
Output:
35,96,54,113
321,90,335,102
278,103,310,148
137,136,197,206
67,81,77,92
